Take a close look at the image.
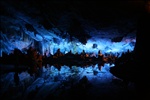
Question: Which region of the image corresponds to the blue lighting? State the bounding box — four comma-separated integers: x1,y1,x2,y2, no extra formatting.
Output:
0,6,136,56
0,31,136,56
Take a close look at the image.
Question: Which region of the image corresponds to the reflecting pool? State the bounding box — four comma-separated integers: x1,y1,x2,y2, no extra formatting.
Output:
0,63,136,100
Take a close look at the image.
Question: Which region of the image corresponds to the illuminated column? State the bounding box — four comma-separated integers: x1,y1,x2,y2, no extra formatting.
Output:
0,50,2,57
50,42,54,55
72,41,77,54
42,45,44,55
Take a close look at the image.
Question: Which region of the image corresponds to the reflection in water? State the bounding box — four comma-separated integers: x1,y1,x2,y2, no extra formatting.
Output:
28,63,115,83
1,63,115,87
1,63,124,100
